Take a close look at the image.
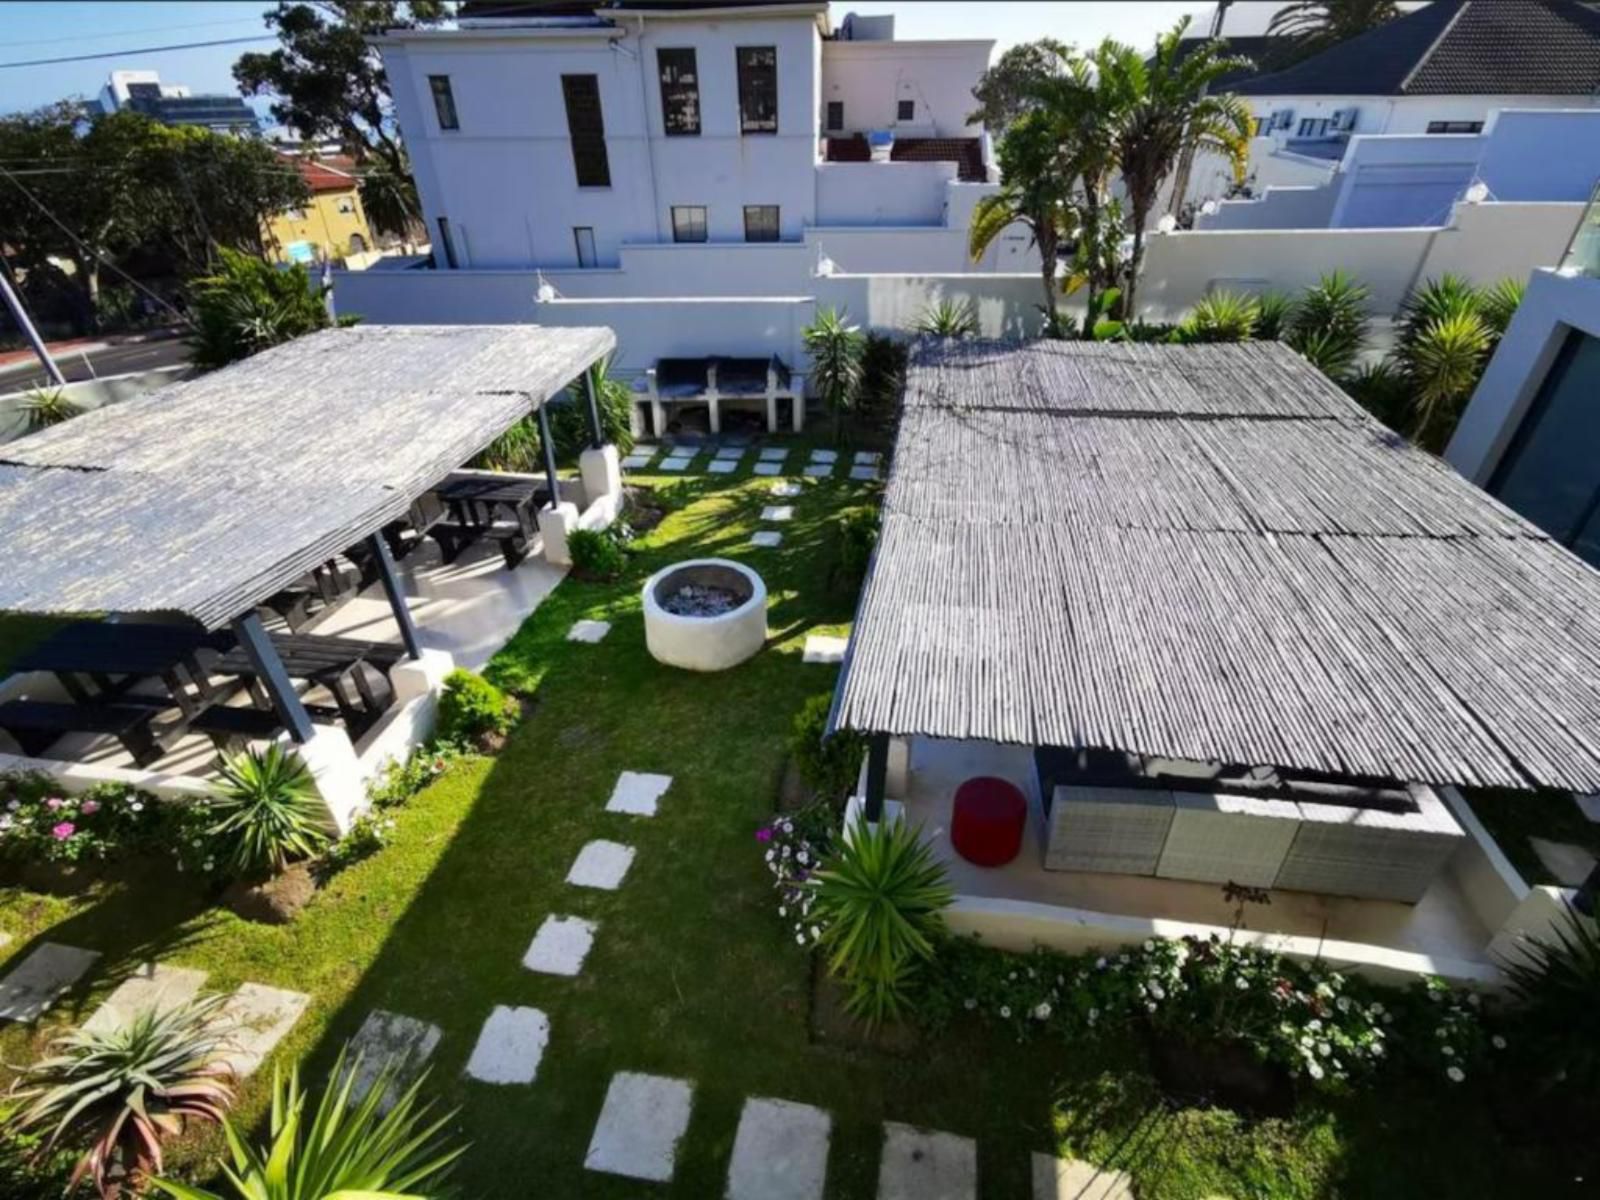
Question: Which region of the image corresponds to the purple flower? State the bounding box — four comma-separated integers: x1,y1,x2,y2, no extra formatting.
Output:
755,827,773,843
80,799,100,815
45,797,65,811
51,822,75,840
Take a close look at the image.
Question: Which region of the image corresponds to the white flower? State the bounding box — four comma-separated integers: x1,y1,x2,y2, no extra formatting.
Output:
1318,1042,1331,1057
1142,939,1154,952
1234,976,1249,990
964,997,977,1010
130,801,144,812
778,906,787,917
765,849,775,863
1370,1042,1385,1057
1491,1034,1507,1050
1146,1001,1157,1013
797,850,809,865
1307,1018,1323,1032
1308,1062,1325,1081
810,925,820,940
1033,1002,1052,1020
1466,992,1481,1007
1148,982,1165,1001
1382,1012,1394,1024
1447,1065,1465,1083
1088,1007,1098,1022
1370,1001,1385,1015
1441,1045,1455,1057
795,933,805,945
1336,996,1351,1013
1000,1005,1012,1019
5,800,16,811
1095,957,1108,969
1008,971,1017,981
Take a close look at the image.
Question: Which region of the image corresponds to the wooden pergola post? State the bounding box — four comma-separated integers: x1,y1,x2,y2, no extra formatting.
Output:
864,733,889,823
536,400,562,508
231,612,314,744
583,368,605,450
367,532,421,660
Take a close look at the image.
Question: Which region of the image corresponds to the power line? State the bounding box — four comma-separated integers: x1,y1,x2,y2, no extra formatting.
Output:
0,35,275,71
7,16,271,50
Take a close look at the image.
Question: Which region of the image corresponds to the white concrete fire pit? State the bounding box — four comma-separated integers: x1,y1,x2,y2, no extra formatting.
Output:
642,558,767,671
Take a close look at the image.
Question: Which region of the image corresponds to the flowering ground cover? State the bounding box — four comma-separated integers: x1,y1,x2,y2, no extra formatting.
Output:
0,454,1568,1197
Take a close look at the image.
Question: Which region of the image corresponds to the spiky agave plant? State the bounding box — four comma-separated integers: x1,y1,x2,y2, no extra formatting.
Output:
1403,309,1493,451
6,996,234,1197
1285,270,1370,381
149,1046,466,1200
1396,274,1480,354
1499,903,1600,1104
1476,276,1526,341
1251,291,1295,341
209,745,330,878
1177,289,1260,344
20,386,83,432
810,817,953,1024
912,298,979,340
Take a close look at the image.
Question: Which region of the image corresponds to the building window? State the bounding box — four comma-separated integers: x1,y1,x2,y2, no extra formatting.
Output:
671,205,707,243
1427,120,1484,134
349,232,367,254
657,48,701,136
826,100,843,132
435,216,458,269
574,226,597,267
744,205,779,242
737,46,778,134
561,74,610,187
429,75,459,131
1296,117,1331,138
337,198,355,214
897,98,915,122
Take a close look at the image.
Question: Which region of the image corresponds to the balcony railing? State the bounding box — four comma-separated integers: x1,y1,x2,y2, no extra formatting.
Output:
1558,179,1600,277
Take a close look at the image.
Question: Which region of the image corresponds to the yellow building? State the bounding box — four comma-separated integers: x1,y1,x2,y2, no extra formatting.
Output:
264,156,377,267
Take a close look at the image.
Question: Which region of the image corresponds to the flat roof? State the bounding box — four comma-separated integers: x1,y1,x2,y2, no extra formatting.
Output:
0,324,614,630
830,339,1600,793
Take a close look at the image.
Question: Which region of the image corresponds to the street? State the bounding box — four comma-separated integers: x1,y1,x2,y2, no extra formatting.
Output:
0,334,192,391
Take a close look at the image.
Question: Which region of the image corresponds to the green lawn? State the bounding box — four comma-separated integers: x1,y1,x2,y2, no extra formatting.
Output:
1463,787,1600,888
0,454,1563,1198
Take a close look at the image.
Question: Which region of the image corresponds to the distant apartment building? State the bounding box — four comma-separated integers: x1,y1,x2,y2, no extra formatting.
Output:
97,70,258,134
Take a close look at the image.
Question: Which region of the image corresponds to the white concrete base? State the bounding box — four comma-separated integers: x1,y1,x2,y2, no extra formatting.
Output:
390,647,454,708
538,501,581,567
810,450,839,465
844,794,905,837
0,943,100,1023
642,559,768,672
584,1071,694,1183
607,770,674,816
1031,1154,1133,1200
878,1122,976,1200
523,915,597,976
886,737,910,799
579,444,622,507
212,983,310,1078
348,1009,443,1110
759,448,788,462
84,963,207,1035
465,1005,549,1085
292,726,367,835
567,839,636,890
727,1097,831,1200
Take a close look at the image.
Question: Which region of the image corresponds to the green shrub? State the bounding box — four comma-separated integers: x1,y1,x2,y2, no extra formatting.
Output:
789,694,865,800
209,746,330,878
437,668,518,746
836,506,880,588
367,743,464,809
856,334,907,434
550,357,636,457
568,527,628,580
1286,270,1370,381
1176,290,1259,344
1252,291,1294,341
186,247,345,372
1343,360,1411,428
1501,903,1600,1107
912,298,978,339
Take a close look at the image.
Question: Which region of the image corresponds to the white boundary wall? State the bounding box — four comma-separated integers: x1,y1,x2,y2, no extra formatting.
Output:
0,366,186,445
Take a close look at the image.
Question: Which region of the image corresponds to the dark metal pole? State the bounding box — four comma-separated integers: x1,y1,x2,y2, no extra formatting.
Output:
536,401,561,508
583,368,604,450
231,612,315,744
0,263,66,386
864,734,889,823
367,533,421,660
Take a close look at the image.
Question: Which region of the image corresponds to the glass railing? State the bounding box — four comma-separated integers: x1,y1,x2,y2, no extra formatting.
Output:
1558,179,1600,277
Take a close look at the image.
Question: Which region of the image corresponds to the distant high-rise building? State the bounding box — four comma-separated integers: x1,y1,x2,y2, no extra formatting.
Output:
98,69,257,134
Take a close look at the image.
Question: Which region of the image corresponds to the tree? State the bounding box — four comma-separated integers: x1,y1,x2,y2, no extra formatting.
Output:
967,38,1070,138
802,306,866,442
1267,0,1401,60
1094,21,1253,321
186,248,345,371
235,1,447,175
358,151,423,244
969,109,1077,338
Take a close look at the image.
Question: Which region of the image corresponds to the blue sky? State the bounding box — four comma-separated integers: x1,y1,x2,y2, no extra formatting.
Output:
0,1,1245,118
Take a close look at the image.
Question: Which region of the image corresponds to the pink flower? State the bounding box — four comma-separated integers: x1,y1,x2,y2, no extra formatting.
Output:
80,799,100,815
755,827,773,843
45,797,65,811
51,822,75,840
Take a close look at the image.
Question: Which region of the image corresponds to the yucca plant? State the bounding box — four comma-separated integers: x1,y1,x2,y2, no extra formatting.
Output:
6,996,234,1197
1477,276,1526,341
913,298,979,340
1499,904,1600,1105
1343,359,1410,429
803,306,867,443
1285,270,1370,381
1251,291,1294,341
1396,274,1480,352
1402,310,1493,451
209,745,330,878
149,1046,466,1200
20,386,82,432
810,817,953,1024
1176,290,1260,344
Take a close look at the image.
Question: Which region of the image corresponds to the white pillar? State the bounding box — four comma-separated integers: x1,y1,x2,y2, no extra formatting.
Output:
289,726,366,834
538,501,581,566
792,374,806,433
579,444,622,506
886,737,911,799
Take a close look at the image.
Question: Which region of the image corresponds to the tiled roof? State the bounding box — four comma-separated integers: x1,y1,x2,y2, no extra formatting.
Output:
1231,1,1600,97
288,157,358,193
822,136,986,182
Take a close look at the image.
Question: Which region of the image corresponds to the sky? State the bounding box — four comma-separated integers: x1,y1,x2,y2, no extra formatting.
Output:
0,0,1295,117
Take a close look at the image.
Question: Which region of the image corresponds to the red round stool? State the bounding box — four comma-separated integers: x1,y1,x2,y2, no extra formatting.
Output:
950,776,1027,867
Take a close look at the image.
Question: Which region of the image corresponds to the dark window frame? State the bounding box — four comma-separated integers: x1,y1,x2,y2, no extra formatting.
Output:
743,205,779,242
429,75,459,130
657,47,701,136
671,205,708,243
436,216,458,269
736,45,778,135
561,74,611,188
1426,119,1484,134
897,98,915,122
574,226,597,267
825,100,843,132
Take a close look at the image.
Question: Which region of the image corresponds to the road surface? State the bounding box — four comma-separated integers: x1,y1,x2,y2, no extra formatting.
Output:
0,335,191,391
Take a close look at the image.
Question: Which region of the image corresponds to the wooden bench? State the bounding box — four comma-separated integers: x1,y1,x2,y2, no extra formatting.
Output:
0,700,161,767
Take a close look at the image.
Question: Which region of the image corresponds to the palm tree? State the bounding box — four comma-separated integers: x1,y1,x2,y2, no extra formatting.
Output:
803,306,866,442
1267,1,1401,59
969,109,1078,337
1096,22,1254,322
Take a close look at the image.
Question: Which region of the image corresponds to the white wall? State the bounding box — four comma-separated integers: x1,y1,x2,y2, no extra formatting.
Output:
819,39,991,136
814,160,953,225
1196,185,1338,231
1416,201,1584,286
1329,133,1485,228
1477,109,1600,202
818,272,1047,341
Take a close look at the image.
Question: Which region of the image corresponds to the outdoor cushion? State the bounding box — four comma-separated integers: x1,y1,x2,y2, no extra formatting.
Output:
950,776,1027,867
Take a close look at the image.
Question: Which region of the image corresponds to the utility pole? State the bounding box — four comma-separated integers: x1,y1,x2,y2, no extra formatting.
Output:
1167,0,1234,219
0,260,67,387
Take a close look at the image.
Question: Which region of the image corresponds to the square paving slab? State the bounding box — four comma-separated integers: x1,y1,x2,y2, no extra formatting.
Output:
751,531,783,548
809,449,839,464
83,963,207,1035
707,459,739,475
759,448,788,461
566,840,636,890
771,481,802,497
803,635,849,664
620,453,654,469
878,1123,976,1200
803,464,833,478
850,466,881,482
584,1071,694,1183
465,1005,549,1085
0,943,100,1023
854,451,881,466
212,983,309,1078
607,770,673,816
761,505,794,522
523,915,597,976
753,463,782,476
727,1097,832,1200
715,445,744,459
658,457,692,472
567,619,612,643
348,1010,443,1110
1031,1154,1134,1200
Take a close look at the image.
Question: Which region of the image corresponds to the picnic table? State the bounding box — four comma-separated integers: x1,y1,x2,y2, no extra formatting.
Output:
211,631,407,742
427,474,549,569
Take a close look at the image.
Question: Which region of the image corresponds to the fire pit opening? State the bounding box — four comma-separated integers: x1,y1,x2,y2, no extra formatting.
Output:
642,558,767,672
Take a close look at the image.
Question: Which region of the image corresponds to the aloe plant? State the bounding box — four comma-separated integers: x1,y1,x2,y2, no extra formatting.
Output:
1176,290,1260,344
912,298,979,340
20,386,82,432
1403,308,1493,451
210,745,330,878
6,996,234,1197
1285,270,1370,381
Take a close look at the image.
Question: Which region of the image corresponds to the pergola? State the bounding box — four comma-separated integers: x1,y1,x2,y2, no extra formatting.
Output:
832,339,1600,821
0,324,615,750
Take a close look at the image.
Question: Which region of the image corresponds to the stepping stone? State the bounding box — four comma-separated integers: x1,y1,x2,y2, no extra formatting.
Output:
803,464,833,478
659,456,692,472
465,1005,549,1085
523,915,597,976
348,1009,442,1110
771,481,802,497
803,635,849,664
584,1071,694,1183
1031,1153,1134,1200
707,459,739,475
0,943,100,1023
751,531,783,548
212,983,309,1078
83,963,206,1035
854,451,881,466
620,453,653,469
753,463,782,477
758,448,788,462
850,466,881,482
607,770,673,816
715,445,744,459
1529,836,1598,887
728,1097,832,1200
566,840,636,891
878,1122,976,1200
809,449,839,464
761,505,794,522
567,619,612,644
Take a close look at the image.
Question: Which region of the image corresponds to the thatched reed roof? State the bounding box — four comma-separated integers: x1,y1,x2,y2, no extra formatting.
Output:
0,325,614,630
831,339,1600,792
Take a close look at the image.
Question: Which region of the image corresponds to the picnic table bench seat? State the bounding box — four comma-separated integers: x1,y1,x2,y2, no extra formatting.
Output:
0,699,161,766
